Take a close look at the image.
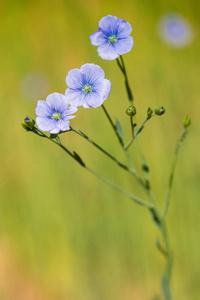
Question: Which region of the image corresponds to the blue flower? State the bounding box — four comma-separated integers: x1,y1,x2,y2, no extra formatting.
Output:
90,15,134,60
157,13,194,48
35,93,77,134
65,63,111,108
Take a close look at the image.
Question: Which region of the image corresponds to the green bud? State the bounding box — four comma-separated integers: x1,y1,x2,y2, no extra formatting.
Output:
183,115,191,128
126,105,136,116
154,106,166,116
24,116,35,129
147,107,153,118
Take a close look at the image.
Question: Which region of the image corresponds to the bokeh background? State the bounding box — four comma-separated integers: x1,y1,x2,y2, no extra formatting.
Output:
0,0,199,299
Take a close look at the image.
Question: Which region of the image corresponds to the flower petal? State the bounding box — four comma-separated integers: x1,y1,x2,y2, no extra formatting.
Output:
114,36,134,55
46,93,69,112
117,19,132,38
80,63,105,84
57,119,70,131
66,68,84,89
65,88,84,107
35,100,52,117
90,30,106,46
82,92,103,108
97,43,119,60
99,15,119,36
101,79,111,100
36,117,56,132
50,127,60,134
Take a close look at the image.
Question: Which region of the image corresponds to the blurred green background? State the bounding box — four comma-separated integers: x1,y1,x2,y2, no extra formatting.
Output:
0,0,199,299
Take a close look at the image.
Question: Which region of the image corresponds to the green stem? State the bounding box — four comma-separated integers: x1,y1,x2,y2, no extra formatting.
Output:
116,55,134,103
125,114,156,150
162,127,187,218
70,126,128,171
33,127,152,209
101,104,124,146
86,166,153,209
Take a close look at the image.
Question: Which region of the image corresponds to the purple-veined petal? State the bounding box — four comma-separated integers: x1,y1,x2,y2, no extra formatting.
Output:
99,15,119,36
117,19,132,38
50,127,60,134
101,79,111,100
65,88,85,107
36,117,56,132
90,30,105,46
46,93,69,112
57,119,70,131
114,36,134,55
82,92,103,108
97,43,119,60
80,63,105,84
66,68,84,89
62,106,78,116
35,100,52,117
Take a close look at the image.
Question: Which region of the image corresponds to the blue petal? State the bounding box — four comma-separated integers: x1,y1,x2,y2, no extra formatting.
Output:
66,68,84,89
36,117,56,132
50,127,61,134
114,36,134,55
99,15,119,36
101,79,112,101
117,19,132,38
90,30,106,46
82,92,103,108
65,88,84,107
35,100,53,117
46,93,69,112
57,119,70,131
97,43,119,60
80,63,105,84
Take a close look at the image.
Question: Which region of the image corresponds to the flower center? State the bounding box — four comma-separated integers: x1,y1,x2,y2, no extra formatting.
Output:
82,84,92,94
52,112,61,120
108,35,117,44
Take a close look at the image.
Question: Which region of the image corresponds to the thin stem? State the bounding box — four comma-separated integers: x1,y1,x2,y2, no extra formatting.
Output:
86,166,153,209
101,104,124,146
33,127,152,209
124,114,156,150
162,127,187,218
116,55,134,103
70,126,128,171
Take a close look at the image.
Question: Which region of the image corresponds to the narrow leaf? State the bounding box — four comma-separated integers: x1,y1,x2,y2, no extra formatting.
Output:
73,151,85,167
115,119,124,142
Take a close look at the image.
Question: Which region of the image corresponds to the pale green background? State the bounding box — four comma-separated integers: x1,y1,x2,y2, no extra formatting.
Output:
0,0,199,299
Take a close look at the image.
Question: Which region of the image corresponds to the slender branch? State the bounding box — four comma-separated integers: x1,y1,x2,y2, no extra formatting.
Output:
101,104,124,146
70,126,128,170
124,114,156,150
116,56,134,103
86,166,153,209
32,127,152,209
162,127,188,218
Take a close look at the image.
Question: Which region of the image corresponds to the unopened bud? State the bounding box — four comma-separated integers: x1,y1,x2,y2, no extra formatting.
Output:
183,115,191,128
155,106,166,116
126,106,136,116
147,107,153,118
24,116,35,129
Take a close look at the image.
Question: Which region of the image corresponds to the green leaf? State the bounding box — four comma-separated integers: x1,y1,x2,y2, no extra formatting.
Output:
150,208,161,229
135,126,144,136
73,151,85,167
115,119,124,142
162,273,172,300
141,154,150,189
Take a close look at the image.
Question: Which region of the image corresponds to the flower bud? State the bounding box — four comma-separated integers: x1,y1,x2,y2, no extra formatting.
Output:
183,115,191,128
126,105,136,116
154,106,166,116
147,107,153,118
24,116,35,129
